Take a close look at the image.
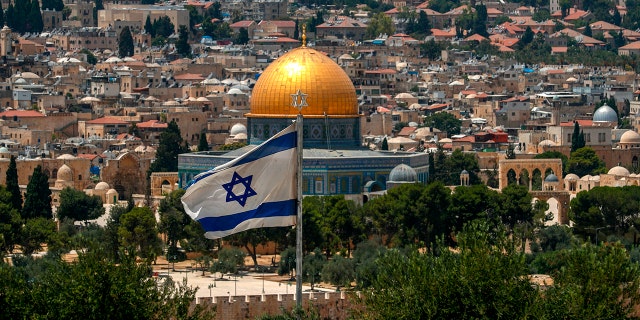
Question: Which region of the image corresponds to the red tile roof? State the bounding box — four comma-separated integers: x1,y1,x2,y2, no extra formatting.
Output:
137,120,168,129
560,120,593,127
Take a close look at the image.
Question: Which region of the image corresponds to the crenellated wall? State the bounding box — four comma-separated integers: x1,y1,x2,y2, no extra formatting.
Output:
194,292,356,320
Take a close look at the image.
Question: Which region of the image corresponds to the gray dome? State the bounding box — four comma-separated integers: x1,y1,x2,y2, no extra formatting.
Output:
544,173,559,182
389,164,417,182
593,103,618,123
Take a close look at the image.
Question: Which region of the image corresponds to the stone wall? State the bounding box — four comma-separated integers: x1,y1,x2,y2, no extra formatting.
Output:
195,292,356,320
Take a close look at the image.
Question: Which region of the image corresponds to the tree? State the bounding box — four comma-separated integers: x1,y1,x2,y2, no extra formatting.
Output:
532,9,550,22
79,48,97,65
473,4,488,37
571,121,586,152
416,10,432,35
1,250,212,319
6,156,21,212
28,0,44,33
22,166,52,220
520,26,534,49
149,120,188,174
302,248,326,290
57,187,104,224
0,186,21,253
277,247,296,279
212,246,245,276
0,3,4,28
356,221,537,319
567,147,606,177
227,228,269,267
584,24,593,37
144,15,154,36
197,131,209,151
153,16,175,38
420,38,444,60
380,137,388,150
234,27,249,44
118,206,162,260
175,25,191,58
352,238,387,289
321,254,355,289
539,244,640,319
118,26,134,58
18,217,56,255
423,112,461,137
365,12,395,39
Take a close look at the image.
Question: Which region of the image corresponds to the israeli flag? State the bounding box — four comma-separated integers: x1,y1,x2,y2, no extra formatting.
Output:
182,124,297,239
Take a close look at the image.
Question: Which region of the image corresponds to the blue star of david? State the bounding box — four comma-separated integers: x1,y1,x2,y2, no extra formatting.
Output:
222,171,257,207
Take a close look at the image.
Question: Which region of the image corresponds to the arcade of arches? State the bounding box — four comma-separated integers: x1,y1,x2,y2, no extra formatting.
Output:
499,159,570,225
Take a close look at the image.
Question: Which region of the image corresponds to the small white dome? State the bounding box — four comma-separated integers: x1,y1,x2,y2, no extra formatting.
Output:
57,154,76,160
0,147,9,154
227,88,244,95
95,182,110,190
620,130,640,144
230,123,247,136
565,173,580,180
608,166,630,176
57,164,73,181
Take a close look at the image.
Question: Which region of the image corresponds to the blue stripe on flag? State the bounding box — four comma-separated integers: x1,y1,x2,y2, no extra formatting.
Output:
196,199,296,233
233,131,296,166
187,131,296,189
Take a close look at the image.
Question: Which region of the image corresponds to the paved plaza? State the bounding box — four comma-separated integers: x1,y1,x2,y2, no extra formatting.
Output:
151,260,333,299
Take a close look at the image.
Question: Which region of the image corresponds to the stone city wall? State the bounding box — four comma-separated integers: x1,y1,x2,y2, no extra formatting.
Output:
194,292,356,320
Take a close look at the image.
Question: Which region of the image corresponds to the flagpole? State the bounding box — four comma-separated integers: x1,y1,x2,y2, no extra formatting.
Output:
295,112,303,310
291,87,307,311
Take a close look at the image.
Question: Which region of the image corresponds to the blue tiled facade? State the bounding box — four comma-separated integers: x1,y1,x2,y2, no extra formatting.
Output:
247,117,361,149
178,149,429,196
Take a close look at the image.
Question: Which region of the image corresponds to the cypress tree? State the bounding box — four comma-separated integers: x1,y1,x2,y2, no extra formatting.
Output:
0,5,4,31
197,131,209,151
6,155,21,211
175,25,191,58
118,26,134,58
571,122,585,152
149,120,188,174
29,0,44,33
145,15,153,35
22,165,52,220
381,137,389,151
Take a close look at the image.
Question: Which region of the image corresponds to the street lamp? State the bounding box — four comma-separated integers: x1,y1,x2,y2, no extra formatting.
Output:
587,226,611,245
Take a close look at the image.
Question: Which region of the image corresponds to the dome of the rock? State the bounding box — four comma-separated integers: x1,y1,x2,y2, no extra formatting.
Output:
248,46,358,118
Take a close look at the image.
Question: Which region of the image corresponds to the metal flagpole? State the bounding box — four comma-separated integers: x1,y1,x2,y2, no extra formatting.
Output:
291,88,307,310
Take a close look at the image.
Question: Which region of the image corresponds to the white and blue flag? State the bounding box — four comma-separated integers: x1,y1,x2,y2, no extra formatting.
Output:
181,124,297,239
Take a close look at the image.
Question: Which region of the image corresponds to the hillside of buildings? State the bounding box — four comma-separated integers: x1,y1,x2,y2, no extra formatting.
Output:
3,0,640,318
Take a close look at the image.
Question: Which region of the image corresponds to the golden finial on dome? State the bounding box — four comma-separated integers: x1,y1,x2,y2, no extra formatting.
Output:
301,24,307,47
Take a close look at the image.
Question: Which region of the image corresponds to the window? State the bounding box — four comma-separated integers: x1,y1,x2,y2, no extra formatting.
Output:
315,180,323,194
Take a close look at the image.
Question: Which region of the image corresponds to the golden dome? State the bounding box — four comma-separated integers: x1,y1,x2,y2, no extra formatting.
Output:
248,47,358,118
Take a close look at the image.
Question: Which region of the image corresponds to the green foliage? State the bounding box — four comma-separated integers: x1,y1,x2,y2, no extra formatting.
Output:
0,250,213,319
118,206,162,261
22,165,52,220
569,186,640,243
19,217,56,255
158,189,189,250
56,187,104,223
567,147,606,177
118,26,134,58
7,0,44,33
197,131,210,151
6,156,21,212
278,247,296,278
0,186,21,253
532,9,550,22
531,225,576,253
217,142,247,151
212,246,245,275
153,16,175,38
321,254,355,289
363,182,451,247
380,137,388,150
352,238,387,289
537,244,640,319
365,12,395,39
302,248,326,289
235,27,250,44
571,121,586,152
423,112,461,137
79,48,97,65
420,38,445,60
357,221,536,319
149,120,188,173
175,25,191,58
